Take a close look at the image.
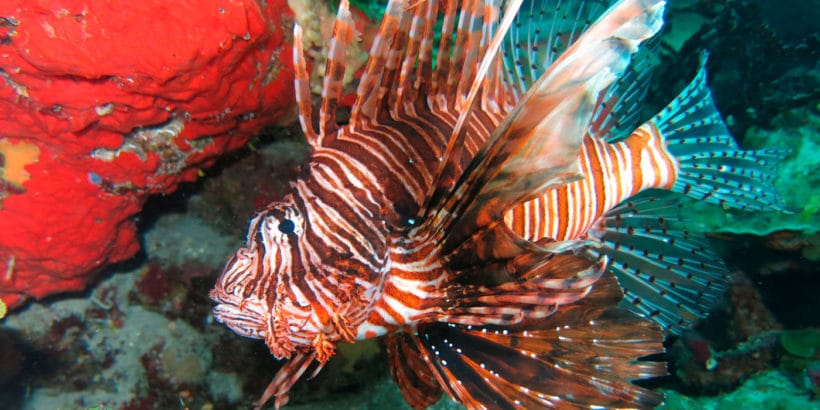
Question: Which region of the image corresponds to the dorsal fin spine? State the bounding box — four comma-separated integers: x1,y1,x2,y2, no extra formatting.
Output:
421,0,526,219
415,1,438,87
432,0,458,105
446,1,475,103
379,9,413,117
455,1,484,106
293,24,319,147
351,0,406,126
319,0,356,142
396,2,430,110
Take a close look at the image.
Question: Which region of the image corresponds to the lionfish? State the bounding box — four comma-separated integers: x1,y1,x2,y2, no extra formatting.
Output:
211,0,785,408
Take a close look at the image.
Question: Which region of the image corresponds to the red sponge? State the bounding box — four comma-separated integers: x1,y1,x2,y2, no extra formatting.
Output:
0,0,295,310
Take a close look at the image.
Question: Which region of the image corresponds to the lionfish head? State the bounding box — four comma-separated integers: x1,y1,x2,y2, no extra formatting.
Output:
210,195,316,359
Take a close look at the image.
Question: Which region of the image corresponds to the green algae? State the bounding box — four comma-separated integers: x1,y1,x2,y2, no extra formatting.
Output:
781,329,820,359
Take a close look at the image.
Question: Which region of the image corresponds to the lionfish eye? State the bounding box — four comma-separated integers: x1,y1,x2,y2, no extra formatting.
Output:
278,218,296,234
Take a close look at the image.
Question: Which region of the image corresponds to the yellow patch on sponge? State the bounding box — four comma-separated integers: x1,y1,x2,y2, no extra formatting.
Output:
0,138,40,188
0,298,7,320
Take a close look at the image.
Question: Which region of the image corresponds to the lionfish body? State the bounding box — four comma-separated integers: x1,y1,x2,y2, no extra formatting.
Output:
211,0,785,408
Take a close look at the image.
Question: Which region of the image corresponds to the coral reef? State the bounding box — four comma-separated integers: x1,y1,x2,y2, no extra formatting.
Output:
725,273,783,342
660,370,816,410
0,209,243,408
781,329,820,360
652,0,818,137
0,0,816,409
670,272,782,392
780,328,820,399
0,0,297,310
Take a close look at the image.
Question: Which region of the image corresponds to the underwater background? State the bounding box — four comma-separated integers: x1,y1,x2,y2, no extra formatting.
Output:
0,0,818,408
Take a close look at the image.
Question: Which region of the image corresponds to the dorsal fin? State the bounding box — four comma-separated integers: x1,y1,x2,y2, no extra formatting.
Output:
292,0,358,148
500,0,613,98
425,0,526,214
427,0,667,254
589,34,660,142
318,0,357,142
421,0,618,218
304,0,624,146
292,24,319,147
395,0,439,111
349,0,408,125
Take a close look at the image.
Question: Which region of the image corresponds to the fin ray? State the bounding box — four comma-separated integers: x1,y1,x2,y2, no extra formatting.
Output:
318,0,357,142
431,0,666,253
501,0,613,95
387,333,443,409
350,0,407,124
434,254,607,326
590,34,660,142
406,274,665,409
657,53,789,211
425,0,526,216
293,24,319,147
588,192,729,332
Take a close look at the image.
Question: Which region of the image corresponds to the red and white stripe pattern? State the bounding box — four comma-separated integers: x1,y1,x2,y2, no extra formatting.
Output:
214,0,668,364
212,96,509,356
504,122,679,242
211,0,673,408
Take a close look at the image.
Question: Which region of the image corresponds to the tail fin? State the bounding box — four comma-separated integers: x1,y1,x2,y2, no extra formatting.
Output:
585,55,789,334
655,53,789,211
387,274,666,409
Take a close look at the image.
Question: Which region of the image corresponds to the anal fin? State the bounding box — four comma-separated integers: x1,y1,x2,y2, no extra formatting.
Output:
588,191,729,333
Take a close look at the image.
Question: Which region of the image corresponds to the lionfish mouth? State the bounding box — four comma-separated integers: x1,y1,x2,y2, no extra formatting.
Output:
210,293,268,340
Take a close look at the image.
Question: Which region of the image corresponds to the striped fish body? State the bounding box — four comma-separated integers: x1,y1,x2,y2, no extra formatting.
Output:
210,0,786,408
502,54,787,332
213,105,503,345
505,124,677,242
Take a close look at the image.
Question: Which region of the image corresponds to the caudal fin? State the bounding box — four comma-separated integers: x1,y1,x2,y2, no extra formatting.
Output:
655,53,789,211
